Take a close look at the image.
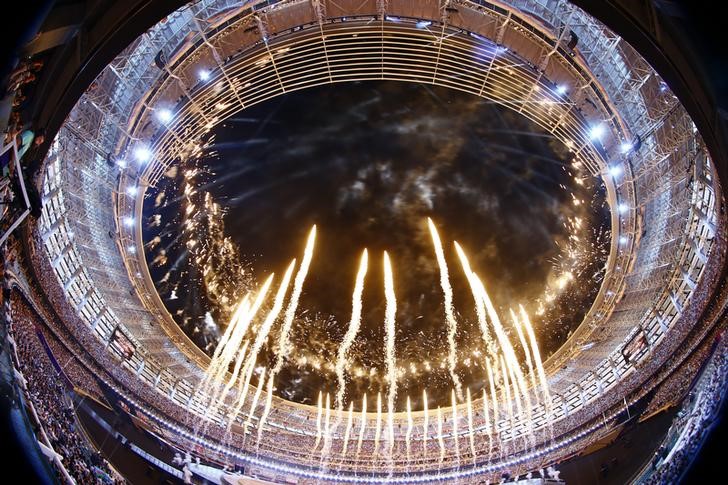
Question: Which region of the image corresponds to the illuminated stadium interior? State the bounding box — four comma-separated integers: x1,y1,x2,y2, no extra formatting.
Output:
1,0,726,484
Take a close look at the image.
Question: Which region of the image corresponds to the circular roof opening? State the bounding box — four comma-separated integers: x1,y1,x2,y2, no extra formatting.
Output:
143,80,610,410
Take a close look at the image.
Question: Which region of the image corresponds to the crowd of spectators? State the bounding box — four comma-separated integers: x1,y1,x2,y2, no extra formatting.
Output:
642,331,716,417
3,59,44,148
35,319,107,401
640,335,727,484
5,289,121,484
3,207,725,482
1,54,46,235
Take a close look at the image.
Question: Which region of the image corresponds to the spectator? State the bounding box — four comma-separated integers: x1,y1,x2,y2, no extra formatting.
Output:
16,127,44,162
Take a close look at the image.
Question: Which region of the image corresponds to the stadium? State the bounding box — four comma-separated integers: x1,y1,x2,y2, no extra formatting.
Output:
1,1,726,484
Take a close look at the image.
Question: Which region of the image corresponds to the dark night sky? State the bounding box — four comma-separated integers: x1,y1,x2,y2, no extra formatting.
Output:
143,81,609,409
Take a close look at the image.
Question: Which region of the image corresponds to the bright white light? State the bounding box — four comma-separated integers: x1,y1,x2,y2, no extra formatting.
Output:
157,108,173,123
126,186,138,196
134,146,152,163
116,159,127,169
609,165,623,177
619,236,628,245
123,216,134,227
416,20,431,29
620,142,633,154
618,203,628,214
198,69,211,81
556,85,567,95
589,124,606,141
128,245,136,254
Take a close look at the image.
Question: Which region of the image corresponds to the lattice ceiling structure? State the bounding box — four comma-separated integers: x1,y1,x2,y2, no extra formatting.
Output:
35,0,722,482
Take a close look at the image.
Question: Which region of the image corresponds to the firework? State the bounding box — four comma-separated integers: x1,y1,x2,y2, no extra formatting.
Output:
233,259,296,423
356,393,367,456
466,388,476,463
342,401,354,455
383,251,398,455
314,390,323,450
422,389,429,457
405,395,413,462
243,367,266,433
335,249,369,413
428,218,463,400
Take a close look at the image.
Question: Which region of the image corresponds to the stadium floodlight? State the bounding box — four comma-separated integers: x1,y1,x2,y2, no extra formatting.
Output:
589,123,606,141
134,146,152,164
157,108,173,124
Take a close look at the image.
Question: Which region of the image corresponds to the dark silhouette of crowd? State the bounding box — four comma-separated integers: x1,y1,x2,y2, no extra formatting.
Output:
5,289,121,484
640,336,726,484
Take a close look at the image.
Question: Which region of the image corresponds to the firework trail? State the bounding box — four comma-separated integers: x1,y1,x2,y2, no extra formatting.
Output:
229,260,296,425
466,388,476,463
486,358,498,435
472,274,533,436
428,218,463,400
519,305,552,424
342,401,354,455
383,251,398,456
509,309,536,447
500,354,515,444
373,392,383,457
256,374,275,446
454,242,497,358
209,296,248,371
210,340,249,421
335,249,369,415
451,389,460,464
422,389,429,457
198,295,250,400
436,407,445,466
455,240,536,446
313,390,324,450
506,356,525,430
510,308,539,399
255,226,316,438
483,387,493,460
356,393,367,456
203,275,272,433
405,395,413,462
243,367,266,433
206,273,273,424
321,392,332,457
271,226,317,377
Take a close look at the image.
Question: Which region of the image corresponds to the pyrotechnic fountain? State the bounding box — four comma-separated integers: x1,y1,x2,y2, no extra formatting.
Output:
436,406,445,468
193,219,553,472
428,218,464,401
383,251,398,459
356,393,367,457
466,388,476,465
405,396,413,463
